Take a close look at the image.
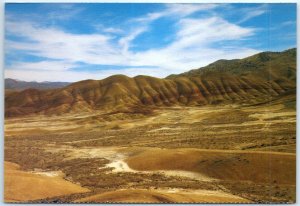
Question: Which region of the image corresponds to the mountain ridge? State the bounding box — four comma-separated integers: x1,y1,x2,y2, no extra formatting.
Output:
5,78,71,91
5,48,296,117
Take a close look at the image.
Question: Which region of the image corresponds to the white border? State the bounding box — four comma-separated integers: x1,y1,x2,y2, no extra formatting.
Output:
2,0,300,3
0,1,298,206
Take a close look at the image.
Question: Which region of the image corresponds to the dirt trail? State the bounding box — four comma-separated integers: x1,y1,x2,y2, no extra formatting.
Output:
105,158,215,182
46,145,296,184
47,145,216,182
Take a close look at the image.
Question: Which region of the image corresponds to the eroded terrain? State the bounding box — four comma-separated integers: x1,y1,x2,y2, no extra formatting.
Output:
4,95,296,203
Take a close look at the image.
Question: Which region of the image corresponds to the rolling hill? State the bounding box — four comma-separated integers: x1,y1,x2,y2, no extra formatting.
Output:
5,48,296,117
5,78,71,91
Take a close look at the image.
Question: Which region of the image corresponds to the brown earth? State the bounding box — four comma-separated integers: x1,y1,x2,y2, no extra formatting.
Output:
126,148,296,185
4,161,89,202
75,189,250,203
4,100,296,203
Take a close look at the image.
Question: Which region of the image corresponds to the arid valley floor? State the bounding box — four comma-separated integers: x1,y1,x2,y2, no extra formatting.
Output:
4,93,296,203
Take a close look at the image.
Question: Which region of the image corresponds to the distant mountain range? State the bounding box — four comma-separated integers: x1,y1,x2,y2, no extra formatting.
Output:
5,48,296,117
5,79,71,90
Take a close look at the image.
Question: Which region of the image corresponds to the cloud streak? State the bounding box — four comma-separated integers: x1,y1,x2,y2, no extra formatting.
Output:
237,4,268,24
5,3,262,82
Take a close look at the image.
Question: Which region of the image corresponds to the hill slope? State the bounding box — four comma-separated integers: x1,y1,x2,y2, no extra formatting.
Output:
5,48,296,117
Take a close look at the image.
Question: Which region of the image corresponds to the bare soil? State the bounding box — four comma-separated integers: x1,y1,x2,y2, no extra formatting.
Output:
4,101,296,203
4,161,89,202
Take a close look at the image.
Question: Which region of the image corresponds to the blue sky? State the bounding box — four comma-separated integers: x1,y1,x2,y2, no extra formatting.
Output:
5,3,296,82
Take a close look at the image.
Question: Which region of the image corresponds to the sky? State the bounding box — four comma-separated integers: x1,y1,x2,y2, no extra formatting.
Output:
5,3,297,82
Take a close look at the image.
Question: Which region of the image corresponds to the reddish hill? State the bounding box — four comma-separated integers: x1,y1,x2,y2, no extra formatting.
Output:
5,48,296,117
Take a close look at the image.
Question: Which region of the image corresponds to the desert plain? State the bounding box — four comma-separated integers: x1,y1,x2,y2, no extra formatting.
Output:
5,97,296,203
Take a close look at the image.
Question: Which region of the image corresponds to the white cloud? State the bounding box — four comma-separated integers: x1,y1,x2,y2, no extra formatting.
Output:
5,66,171,82
270,20,296,31
237,4,268,24
5,47,259,82
129,16,257,70
103,27,123,33
93,24,124,34
6,61,78,71
5,4,261,82
47,6,84,21
119,26,148,54
6,21,127,65
134,3,218,23
177,17,254,43
165,3,218,17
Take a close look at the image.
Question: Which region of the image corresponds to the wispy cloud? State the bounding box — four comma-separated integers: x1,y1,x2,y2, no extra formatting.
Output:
45,4,84,21
237,4,268,24
5,3,264,82
6,61,78,71
6,20,125,65
270,20,296,30
119,26,148,54
134,3,218,23
103,27,123,34
130,16,257,71
6,3,84,27
93,23,124,34
177,17,254,43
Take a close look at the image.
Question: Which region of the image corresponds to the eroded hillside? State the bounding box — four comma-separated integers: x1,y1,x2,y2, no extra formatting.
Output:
5,48,296,117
